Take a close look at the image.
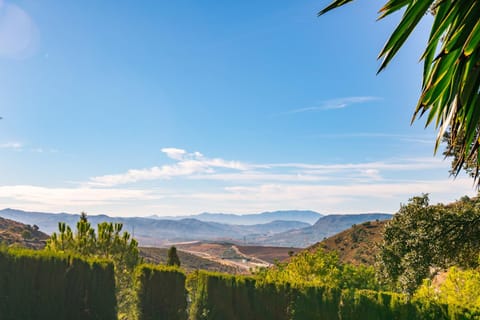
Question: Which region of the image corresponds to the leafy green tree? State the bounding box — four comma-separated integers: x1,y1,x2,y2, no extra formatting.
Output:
320,0,480,182
256,248,380,290
167,245,181,267
416,267,480,310
378,194,480,294
46,213,141,319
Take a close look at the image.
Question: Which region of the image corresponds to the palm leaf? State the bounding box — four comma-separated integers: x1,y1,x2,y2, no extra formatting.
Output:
320,0,480,183
318,0,355,16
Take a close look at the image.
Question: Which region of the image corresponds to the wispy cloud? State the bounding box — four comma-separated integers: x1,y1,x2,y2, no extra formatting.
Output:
0,185,156,206
308,132,435,145
89,148,448,187
0,177,474,217
310,132,433,139
2,148,472,217
0,142,22,149
284,96,380,114
175,177,476,214
0,142,60,153
89,148,250,187
261,157,446,172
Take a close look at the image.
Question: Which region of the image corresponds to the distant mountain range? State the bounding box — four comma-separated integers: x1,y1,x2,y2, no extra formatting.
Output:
149,210,322,225
253,213,393,247
0,208,392,248
0,209,311,246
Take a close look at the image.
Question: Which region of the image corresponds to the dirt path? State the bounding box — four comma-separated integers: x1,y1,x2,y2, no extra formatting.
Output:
231,245,271,267
179,245,271,274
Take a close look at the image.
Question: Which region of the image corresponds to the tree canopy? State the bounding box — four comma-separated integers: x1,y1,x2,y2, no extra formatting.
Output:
45,213,142,319
255,248,380,290
46,212,140,269
377,194,480,294
320,0,480,183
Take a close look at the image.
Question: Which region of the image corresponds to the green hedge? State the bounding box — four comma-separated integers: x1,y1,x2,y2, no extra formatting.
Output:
187,271,480,320
135,264,187,320
5,248,474,320
0,247,116,320
337,289,480,320
188,272,291,320
291,285,341,320
188,272,342,320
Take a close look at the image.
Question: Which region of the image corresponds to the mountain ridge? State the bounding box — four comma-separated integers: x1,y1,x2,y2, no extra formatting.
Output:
0,208,391,248
149,210,322,225
0,208,310,246
254,213,392,247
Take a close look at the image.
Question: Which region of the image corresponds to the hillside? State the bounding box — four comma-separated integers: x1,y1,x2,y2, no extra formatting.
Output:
139,247,240,274
0,216,49,249
236,245,302,264
310,220,387,266
256,213,391,247
172,241,302,273
0,208,391,248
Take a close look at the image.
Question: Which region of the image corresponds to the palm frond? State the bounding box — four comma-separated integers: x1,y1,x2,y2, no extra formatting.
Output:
320,0,480,184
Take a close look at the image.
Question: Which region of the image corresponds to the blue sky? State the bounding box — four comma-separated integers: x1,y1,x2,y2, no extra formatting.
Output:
0,0,475,217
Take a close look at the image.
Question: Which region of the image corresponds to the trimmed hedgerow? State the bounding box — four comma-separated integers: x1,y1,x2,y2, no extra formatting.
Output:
186,271,480,320
188,271,291,320
135,264,187,320
2,246,477,320
0,247,116,320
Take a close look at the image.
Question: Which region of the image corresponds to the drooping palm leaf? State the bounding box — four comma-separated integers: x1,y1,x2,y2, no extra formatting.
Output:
320,0,480,184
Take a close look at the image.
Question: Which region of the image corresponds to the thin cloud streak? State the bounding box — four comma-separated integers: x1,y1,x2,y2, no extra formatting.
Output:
261,158,446,172
284,96,380,114
193,178,472,201
0,185,156,206
0,142,22,149
309,132,434,139
307,132,436,145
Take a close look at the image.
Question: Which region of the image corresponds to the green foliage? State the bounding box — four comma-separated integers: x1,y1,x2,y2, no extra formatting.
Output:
21,229,32,240
256,248,380,290
167,246,181,267
291,285,341,320
187,269,479,319
0,247,116,320
46,213,140,269
45,213,142,319
135,264,187,320
188,271,290,320
378,194,480,294
320,0,480,182
416,267,480,314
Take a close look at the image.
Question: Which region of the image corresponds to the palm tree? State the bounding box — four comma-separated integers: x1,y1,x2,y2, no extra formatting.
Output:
320,0,480,182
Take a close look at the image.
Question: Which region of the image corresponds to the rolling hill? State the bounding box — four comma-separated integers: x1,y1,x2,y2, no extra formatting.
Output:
255,213,392,247
0,216,49,249
310,220,387,266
